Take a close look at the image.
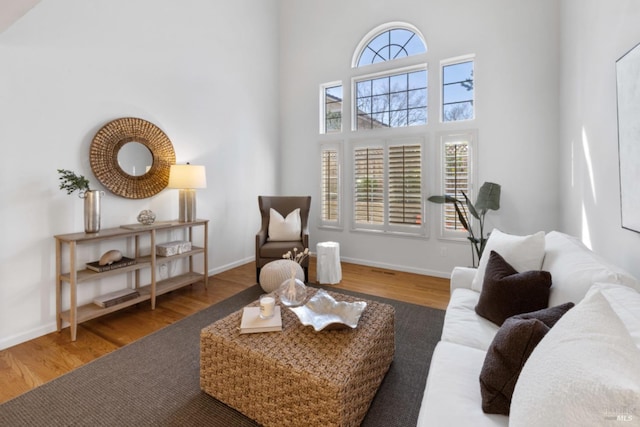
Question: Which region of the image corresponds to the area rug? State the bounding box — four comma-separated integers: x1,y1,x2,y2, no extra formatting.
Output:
0,285,445,427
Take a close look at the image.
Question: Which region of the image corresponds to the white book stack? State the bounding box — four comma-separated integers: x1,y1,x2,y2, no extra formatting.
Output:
239,306,283,334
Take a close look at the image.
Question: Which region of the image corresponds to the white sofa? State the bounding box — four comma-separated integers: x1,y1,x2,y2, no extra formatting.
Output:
417,231,640,426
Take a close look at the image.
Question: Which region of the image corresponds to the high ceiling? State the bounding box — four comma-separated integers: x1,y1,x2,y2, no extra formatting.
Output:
0,0,40,33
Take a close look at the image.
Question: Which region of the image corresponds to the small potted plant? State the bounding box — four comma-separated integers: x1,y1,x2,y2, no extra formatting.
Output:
57,169,103,233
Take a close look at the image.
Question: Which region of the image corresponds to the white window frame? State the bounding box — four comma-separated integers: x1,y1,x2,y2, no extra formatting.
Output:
319,141,343,229
440,54,476,123
435,129,478,240
351,137,427,237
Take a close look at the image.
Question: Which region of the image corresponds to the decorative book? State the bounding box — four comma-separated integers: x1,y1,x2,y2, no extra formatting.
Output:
86,256,136,272
93,288,140,308
239,306,282,334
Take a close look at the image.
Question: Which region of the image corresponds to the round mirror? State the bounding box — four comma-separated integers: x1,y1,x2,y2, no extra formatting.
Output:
90,118,176,199
117,141,153,176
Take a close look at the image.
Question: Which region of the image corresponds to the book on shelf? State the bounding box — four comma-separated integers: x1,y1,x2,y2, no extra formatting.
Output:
86,256,136,272
93,288,140,308
239,306,282,334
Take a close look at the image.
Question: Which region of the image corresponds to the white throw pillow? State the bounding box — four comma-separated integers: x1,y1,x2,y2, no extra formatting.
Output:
470,229,546,292
510,291,640,427
586,282,640,349
268,208,301,241
544,231,640,306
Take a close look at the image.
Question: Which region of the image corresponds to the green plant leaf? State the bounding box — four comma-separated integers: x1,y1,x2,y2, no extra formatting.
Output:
427,195,460,204
462,191,480,220
475,182,501,212
453,202,470,231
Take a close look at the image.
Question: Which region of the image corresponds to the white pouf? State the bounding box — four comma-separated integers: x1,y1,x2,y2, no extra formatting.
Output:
316,241,342,285
259,259,305,293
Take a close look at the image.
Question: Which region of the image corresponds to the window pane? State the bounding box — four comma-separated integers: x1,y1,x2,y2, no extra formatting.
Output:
355,69,427,130
390,92,408,110
408,70,427,89
324,85,342,133
357,80,371,97
408,107,427,126
443,60,474,122
357,28,426,67
443,139,470,231
390,74,407,92
372,77,389,95
321,149,340,222
389,144,422,225
354,147,385,224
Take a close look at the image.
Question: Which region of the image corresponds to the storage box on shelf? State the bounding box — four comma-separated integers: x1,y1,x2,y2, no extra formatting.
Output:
54,219,208,341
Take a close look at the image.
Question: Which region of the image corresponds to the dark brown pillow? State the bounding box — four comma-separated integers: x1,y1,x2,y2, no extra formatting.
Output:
479,302,575,415
475,250,552,326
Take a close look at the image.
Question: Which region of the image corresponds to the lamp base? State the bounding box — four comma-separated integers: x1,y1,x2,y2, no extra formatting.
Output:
178,189,197,222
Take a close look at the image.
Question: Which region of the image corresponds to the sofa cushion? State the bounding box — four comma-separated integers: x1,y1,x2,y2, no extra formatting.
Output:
417,341,509,427
510,291,640,427
543,231,640,306
475,251,552,326
586,282,640,349
441,288,499,351
479,303,574,415
471,230,545,292
268,208,301,241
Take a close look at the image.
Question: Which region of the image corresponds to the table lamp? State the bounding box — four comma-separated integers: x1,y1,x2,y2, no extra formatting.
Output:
168,163,207,222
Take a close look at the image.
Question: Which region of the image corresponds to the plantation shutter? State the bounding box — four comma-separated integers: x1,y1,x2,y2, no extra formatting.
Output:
388,144,422,225
443,140,470,230
353,147,384,224
321,148,339,222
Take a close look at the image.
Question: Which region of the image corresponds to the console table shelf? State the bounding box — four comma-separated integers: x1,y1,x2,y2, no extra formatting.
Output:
54,219,209,341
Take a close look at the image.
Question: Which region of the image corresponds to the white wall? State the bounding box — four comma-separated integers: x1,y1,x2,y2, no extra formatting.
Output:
559,0,640,278
278,0,561,277
0,0,280,349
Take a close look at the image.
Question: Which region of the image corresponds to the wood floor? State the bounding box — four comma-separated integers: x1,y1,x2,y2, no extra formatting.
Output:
0,259,450,404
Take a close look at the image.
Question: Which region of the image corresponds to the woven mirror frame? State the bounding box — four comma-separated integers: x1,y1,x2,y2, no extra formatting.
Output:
90,117,176,199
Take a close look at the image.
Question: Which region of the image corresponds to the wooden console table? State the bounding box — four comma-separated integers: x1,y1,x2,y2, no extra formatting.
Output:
54,219,208,341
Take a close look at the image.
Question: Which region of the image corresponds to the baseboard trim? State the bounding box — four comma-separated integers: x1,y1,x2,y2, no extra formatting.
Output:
339,256,450,279
0,324,57,351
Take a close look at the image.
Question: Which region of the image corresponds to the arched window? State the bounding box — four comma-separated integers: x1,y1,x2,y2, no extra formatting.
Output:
352,23,427,68
352,23,428,130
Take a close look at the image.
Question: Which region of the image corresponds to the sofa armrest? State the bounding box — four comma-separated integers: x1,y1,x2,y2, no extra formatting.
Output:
450,266,477,292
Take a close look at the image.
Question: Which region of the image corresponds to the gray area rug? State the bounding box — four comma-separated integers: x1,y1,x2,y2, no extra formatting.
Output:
0,285,444,426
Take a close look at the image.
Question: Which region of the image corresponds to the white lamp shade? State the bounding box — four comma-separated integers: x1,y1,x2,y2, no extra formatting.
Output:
168,164,207,189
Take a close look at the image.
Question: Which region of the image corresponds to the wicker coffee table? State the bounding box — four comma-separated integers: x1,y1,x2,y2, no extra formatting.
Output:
200,288,395,427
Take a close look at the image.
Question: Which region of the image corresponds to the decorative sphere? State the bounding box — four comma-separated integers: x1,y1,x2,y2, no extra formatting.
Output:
278,278,307,307
137,209,156,225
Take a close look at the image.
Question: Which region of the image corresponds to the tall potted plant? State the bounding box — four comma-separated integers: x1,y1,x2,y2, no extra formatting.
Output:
58,169,103,233
428,182,501,267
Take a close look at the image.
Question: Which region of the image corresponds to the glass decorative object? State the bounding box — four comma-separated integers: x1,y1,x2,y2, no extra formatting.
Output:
278,277,307,307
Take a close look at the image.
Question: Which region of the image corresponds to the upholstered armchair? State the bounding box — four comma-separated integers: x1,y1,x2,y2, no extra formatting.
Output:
256,196,311,283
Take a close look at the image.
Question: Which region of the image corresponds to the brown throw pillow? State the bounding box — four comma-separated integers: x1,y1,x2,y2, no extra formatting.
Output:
475,250,552,326
479,302,575,415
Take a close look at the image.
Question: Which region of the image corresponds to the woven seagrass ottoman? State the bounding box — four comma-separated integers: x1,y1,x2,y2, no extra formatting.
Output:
200,288,395,427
